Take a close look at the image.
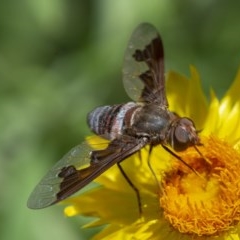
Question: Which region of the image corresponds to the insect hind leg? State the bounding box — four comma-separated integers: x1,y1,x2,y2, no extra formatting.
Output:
117,162,142,216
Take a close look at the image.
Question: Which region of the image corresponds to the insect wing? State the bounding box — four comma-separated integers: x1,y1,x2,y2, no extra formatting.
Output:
27,142,99,209
122,23,168,106
54,136,147,205
27,136,147,209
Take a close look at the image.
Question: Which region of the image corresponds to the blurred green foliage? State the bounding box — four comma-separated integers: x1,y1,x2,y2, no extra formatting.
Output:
1,1,240,239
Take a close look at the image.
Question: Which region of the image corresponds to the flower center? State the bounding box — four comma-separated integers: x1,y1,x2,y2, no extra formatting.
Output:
160,136,240,236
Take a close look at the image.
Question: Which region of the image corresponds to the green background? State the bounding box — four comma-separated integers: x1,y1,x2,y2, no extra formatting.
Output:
1,1,240,239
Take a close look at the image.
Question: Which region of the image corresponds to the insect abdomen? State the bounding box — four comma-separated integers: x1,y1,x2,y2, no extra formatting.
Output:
87,102,138,140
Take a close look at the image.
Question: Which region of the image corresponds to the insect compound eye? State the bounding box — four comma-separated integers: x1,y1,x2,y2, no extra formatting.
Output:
174,125,189,144
172,118,195,152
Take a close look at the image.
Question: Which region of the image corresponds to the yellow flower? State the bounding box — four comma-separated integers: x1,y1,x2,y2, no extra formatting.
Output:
64,66,240,240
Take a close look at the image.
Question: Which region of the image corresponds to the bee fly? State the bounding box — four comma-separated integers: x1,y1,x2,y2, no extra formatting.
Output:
27,23,201,214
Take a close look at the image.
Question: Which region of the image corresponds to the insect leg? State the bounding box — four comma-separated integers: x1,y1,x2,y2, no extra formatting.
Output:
117,162,142,215
162,145,201,177
90,148,115,164
137,149,143,166
147,145,162,191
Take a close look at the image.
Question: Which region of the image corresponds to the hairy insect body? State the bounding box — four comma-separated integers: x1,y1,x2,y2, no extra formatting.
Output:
87,102,176,146
88,102,199,153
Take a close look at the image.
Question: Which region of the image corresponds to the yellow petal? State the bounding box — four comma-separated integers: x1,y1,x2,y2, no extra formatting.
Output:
202,89,220,135
166,66,208,129
223,68,240,105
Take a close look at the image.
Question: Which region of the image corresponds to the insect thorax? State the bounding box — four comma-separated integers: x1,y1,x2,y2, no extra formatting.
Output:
126,104,173,142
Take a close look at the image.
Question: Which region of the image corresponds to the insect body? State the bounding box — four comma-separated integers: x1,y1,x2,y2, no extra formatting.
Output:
88,102,199,151
27,23,200,210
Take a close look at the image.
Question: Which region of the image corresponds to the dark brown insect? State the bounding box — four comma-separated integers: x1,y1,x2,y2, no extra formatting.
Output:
27,23,201,211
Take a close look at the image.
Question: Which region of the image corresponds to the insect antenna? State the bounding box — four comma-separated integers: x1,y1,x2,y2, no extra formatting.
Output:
117,162,142,216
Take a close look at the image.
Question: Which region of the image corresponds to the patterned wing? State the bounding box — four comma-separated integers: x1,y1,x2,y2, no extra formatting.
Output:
122,23,168,107
27,142,104,209
27,137,147,209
